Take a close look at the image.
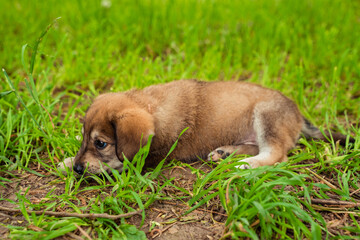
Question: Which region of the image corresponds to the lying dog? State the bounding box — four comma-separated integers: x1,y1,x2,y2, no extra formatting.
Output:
61,80,354,175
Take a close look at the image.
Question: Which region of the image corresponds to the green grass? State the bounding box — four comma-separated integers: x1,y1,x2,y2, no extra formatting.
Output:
1,0,360,239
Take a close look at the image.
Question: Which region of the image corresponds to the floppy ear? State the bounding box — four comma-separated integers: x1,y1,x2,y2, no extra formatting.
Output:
111,108,155,161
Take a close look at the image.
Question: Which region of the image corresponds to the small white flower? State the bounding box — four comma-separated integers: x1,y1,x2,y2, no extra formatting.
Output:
101,0,112,8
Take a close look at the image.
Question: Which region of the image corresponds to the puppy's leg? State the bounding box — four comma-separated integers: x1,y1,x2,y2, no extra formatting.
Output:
237,145,287,169
237,101,303,169
207,145,259,161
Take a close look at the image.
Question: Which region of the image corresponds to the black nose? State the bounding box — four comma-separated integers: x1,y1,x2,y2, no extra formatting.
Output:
73,164,84,175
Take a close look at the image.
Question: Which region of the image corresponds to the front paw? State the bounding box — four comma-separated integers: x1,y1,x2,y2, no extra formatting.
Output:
57,157,76,174
207,148,231,161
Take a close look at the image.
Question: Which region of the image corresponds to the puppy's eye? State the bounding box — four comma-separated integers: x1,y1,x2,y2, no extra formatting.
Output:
94,140,107,150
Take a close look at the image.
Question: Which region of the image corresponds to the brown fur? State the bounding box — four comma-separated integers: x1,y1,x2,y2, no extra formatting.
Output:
71,80,353,174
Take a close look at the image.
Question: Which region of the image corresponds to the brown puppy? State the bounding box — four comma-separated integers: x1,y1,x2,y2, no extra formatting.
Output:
70,80,353,175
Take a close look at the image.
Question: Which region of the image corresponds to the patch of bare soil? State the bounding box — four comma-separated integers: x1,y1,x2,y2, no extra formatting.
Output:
128,163,226,240
0,167,65,239
129,200,224,240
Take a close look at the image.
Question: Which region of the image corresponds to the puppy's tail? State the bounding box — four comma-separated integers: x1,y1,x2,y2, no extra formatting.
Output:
301,118,355,146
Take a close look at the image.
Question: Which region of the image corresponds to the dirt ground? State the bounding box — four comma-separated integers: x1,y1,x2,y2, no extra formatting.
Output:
0,160,358,239
129,164,226,240
0,162,226,239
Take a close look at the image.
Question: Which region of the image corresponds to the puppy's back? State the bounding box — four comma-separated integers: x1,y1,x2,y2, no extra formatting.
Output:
125,80,295,163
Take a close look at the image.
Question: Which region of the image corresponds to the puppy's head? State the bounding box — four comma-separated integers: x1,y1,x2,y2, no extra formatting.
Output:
73,94,155,175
